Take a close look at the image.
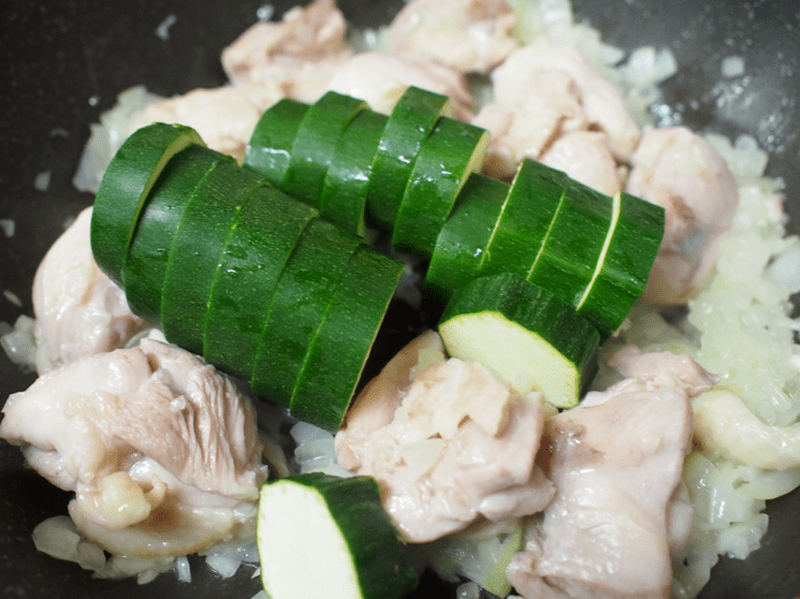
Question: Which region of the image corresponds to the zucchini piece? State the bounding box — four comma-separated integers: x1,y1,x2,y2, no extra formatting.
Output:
480,159,567,280
257,472,419,599
160,161,266,354
91,122,204,284
319,109,389,235
526,178,614,307
392,116,489,258
123,145,234,325
283,91,369,207
203,186,318,380
424,173,510,306
575,190,665,336
290,246,403,431
438,273,600,408
249,218,362,405
366,86,452,230
244,98,310,186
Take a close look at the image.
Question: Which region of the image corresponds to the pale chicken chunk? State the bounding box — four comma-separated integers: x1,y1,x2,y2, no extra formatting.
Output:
539,130,623,196
626,126,740,305
0,337,265,558
129,86,262,163
336,332,554,543
221,0,353,104
507,348,716,599
32,206,149,375
326,52,474,119
388,0,518,74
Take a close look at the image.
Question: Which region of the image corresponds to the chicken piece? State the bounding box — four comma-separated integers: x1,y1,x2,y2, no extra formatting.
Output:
129,86,262,163
539,130,623,196
326,52,474,119
507,348,715,599
387,0,518,74
32,206,149,375
626,126,740,305
0,337,265,558
221,0,353,104
336,332,554,543
475,38,639,181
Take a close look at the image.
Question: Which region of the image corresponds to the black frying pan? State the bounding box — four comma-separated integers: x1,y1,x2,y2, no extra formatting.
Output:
1,1,799,597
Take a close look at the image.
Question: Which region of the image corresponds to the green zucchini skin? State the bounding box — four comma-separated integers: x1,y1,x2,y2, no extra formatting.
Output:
320,109,389,235
290,246,404,432
244,98,310,185
283,91,369,207
249,218,363,405
366,86,452,230
203,186,319,380
424,173,510,306
392,116,490,258
91,122,204,284
123,145,234,325
257,473,418,599
160,161,266,355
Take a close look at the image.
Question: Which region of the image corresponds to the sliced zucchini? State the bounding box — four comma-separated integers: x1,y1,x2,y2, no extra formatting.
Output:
249,218,362,405
290,246,403,431
392,116,489,257
244,98,310,186
91,122,203,284
203,185,318,380
160,161,266,355
366,86,452,230
438,273,600,408
319,109,389,235
424,173,510,306
257,472,418,599
283,91,369,207
123,145,234,325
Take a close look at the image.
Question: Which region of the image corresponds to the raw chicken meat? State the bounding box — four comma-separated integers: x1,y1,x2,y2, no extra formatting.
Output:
0,336,265,558
32,206,149,375
507,347,716,599
336,331,554,543
387,0,518,74
626,126,740,304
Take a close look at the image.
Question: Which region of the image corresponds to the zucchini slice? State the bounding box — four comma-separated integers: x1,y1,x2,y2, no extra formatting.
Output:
244,98,310,186
249,218,362,405
160,161,266,354
290,246,403,431
424,173,510,306
283,91,369,207
438,273,600,408
203,185,319,380
257,473,418,599
392,116,489,257
366,86,452,230
123,145,234,325
319,109,389,235
91,122,203,284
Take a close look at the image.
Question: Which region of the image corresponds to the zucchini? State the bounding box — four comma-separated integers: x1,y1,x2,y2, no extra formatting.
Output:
283,91,369,207
257,472,418,599
392,116,489,257
249,218,362,405
320,109,389,235
438,273,600,408
290,246,403,431
244,98,310,185
203,186,318,380
160,161,266,355
123,145,234,325
91,122,203,284
575,190,665,336
424,173,510,305
366,86,452,230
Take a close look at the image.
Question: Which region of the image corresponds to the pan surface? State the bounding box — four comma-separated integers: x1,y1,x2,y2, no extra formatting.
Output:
1,1,798,598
